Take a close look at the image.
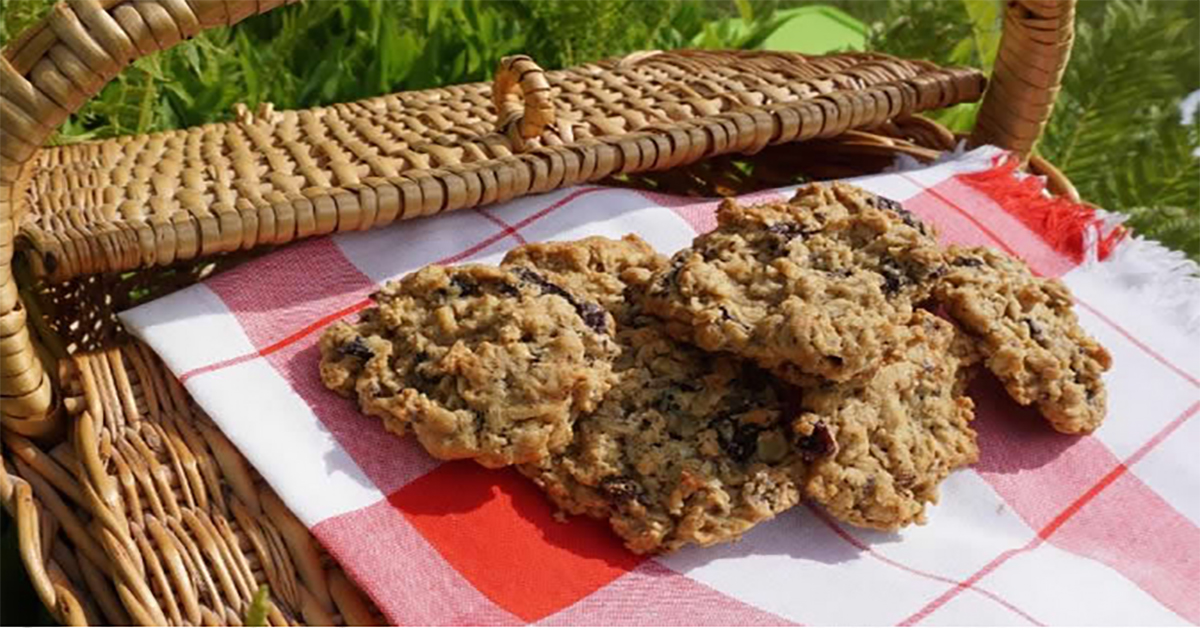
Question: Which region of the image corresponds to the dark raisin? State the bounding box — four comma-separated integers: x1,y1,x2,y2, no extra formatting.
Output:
577,301,610,334
736,365,773,392
797,421,836,461
767,222,819,254
339,337,374,361
879,260,907,294
654,257,685,295
873,196,926,234
654,390,682,413
872,195,903,212
952,257,985,267
514,267,570,300
513,266,609,333
599,476,642,504
712,416,761,462
826,355,844,367
450,275,479,297
719,305,736,322
766,222,816,241
498,282,520,296
1024,317,1045,342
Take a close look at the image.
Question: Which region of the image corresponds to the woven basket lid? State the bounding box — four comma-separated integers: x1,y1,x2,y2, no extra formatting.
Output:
15,49,984,283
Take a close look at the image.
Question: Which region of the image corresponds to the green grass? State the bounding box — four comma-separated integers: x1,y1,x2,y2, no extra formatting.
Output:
0,0,1196,623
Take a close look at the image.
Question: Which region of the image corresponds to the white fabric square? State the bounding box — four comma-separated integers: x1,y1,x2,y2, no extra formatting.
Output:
846,470,1036,580
977,542,1191,626
844,171,927,202
487,187,598,225
120,283,256,375
1061,295,1200,460
658,508,946,625
915,588,1039,626
515,189,697,253
333,208,503,284
1131,408,1200,526
1062,264,1200,388
189,359,384,526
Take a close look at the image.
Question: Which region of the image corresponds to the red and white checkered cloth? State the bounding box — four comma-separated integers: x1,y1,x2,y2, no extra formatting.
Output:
121,146,1200,626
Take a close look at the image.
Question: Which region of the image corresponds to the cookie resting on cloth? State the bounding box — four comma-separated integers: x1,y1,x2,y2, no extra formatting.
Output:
795,309,979,530
519,308,809,554
319,263,620,468
933,245,1112,434
500,234,667,319
646,182,947,385
503,235,802,553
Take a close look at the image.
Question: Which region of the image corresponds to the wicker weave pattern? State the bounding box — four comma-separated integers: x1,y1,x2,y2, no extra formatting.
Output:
3,341,381,625
970,0,1075,159
1,0,294,446
18,50,983,284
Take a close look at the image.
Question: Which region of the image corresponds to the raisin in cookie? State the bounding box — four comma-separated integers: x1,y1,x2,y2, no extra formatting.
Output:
646,182,946,384
319,264,620,468
501,234,667,318
933,246,1112,434
519,309,806,554
795,309,978,530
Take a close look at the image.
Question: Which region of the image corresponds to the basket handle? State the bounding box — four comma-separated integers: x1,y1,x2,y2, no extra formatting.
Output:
969,0,1076,162
0,0,295,433
492,54,557,151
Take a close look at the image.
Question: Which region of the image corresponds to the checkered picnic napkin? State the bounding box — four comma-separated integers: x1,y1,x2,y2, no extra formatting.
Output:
121,146,1200,626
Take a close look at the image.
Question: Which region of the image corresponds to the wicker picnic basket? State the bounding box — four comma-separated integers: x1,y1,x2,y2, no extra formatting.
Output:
0,0,1080,625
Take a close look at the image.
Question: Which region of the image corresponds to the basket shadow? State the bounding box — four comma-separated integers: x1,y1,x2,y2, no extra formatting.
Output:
199,184,702,320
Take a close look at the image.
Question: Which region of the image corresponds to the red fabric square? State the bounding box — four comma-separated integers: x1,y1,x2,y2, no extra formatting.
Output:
391,461,645,622
313,494,524,625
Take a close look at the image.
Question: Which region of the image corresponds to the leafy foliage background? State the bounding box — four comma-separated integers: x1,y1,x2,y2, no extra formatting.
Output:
860,0,1199,260
0,0,1196,623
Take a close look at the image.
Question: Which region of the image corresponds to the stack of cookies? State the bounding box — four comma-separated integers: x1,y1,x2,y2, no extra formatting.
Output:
318,182,1113,554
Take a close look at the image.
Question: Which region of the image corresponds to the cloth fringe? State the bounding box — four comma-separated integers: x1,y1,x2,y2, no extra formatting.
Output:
957,155,1128,263
1085,210,1200,336
895,146,1199,337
